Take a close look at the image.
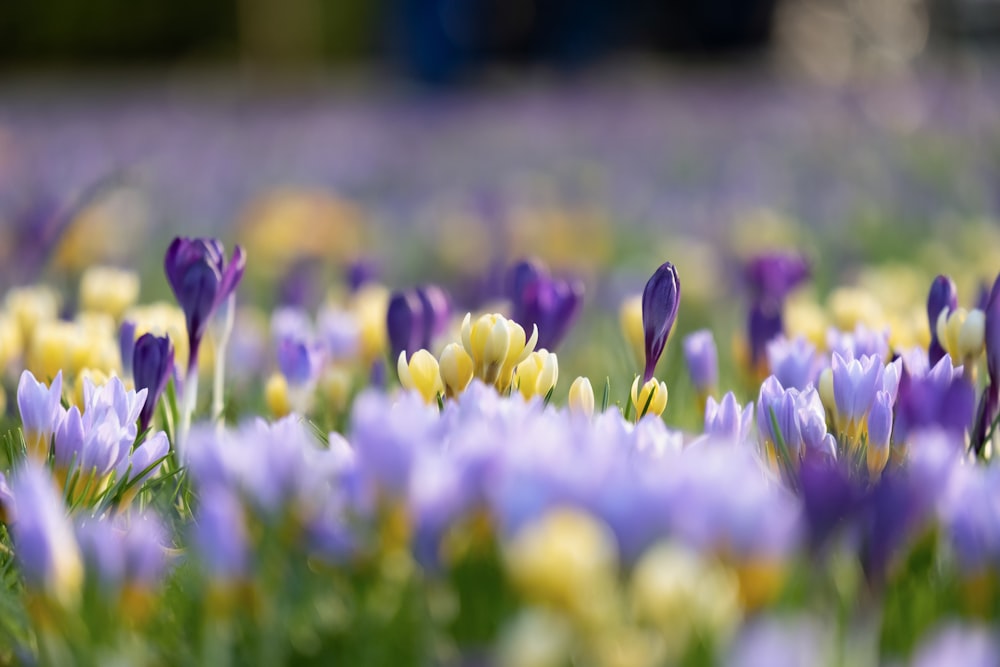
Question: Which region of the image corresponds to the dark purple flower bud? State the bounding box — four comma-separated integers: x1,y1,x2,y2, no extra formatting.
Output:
386,290,426,362
346,259,379,293
164,237,246,372
744,253,810,302
748,301,783,372
986,273,1000,385
641,262,681,383
506,259,584,351
415,285,452,345
119,320,136,380
133,333,175,433
927,275,958,366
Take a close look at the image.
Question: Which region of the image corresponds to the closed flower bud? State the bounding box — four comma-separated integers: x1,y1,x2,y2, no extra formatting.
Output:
438,343,473,399
514,350,558,400
568,376,595,417
641,262,681,383
397,350,443,405
867,390,893,477
631,376,668,419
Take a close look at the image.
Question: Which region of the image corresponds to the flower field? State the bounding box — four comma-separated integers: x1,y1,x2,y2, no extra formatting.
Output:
0,69,1000,665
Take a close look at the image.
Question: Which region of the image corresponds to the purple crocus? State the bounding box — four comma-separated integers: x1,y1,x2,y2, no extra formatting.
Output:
830,353,883,442
506,259,584,351
744,253,810,373
911,623,1000,667
927,275,958,367
767,336,820,390
17,370,65,462
133,333,175,434
683,329,718,397
641,262,681,383
192,486,249,580
704,392,754,443
10,463,82,603
895,356,976,444
164,237,246,373
386,285,451,361
971,273,1000,454
276,335,325,387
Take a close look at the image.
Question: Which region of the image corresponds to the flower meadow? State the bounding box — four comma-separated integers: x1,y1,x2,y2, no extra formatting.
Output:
0,224,997,667
2,70,1000,667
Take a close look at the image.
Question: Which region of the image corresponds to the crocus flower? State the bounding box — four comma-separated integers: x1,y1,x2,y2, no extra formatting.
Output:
132,333,174,433
744,253,810,373
192,486,249,580
17,370,64,461
506,259,584,352
911,623,1000,667
927,274,958,367
10,464,83,606
641,262,681,383
866,390,893,476
163,237,246,373
704,392,754,444
683,329,718,402
895,355,975,444
386,285,451,362
830,353,883,444
767,335,819,390
971,274,1000,453
276,335,324,388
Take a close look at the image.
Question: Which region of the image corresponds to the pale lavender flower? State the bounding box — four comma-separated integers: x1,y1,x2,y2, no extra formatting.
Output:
830,352,883,436
192,486,249,579
767,335,820,390
704,392,754,443
683,329,718,395
10,464,82,601
911,623,1000,667
827,325,890,362
17,370,64,461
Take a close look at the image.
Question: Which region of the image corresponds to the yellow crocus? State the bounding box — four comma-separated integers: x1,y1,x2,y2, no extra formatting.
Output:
438,342,473,399
631,376,668,419
568,376,595,417
514,350,559,401
397,350,443,405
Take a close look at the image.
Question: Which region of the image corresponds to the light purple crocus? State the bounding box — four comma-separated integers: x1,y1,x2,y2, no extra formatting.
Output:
704,392,753,444
10,464,81,600
641,262,681,383
17,370,64,461
684,329,718,396
826,324,890,363
276,335,324,387
911,623,1000,667
830,352,883,440
164,237,246,373
192,486,249,580
767,336,819,390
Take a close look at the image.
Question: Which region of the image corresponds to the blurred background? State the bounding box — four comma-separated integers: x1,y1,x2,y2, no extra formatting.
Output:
1,0,999,304
1,0,999,79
